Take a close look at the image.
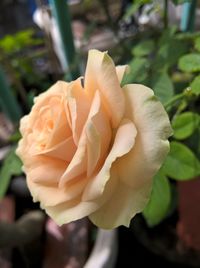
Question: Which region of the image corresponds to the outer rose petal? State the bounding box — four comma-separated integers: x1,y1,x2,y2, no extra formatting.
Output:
118,84,173,189
89,177,151,229
84,49,125,127
44,198,101,226
33,81,69,107
43,168,117,225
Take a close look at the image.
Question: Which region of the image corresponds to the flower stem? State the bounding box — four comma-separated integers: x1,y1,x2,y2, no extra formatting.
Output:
164,93,185,110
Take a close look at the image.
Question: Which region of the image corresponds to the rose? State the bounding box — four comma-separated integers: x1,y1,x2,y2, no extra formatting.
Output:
16,49,172,229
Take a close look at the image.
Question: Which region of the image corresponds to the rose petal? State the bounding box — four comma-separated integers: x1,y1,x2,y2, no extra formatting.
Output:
82,118,137,201
84,50,125,127
66,79,90,145
86,120,101,177
19,115,29,135
27,156,66,185
59,90,111,186
27,175,88,206
86,92,112,177
46,106,71,148
58,133,87,186
117,84,172,189
89,177,151,229
33,81,67,106
43,167,117,225
40,136,76,162
44,198,100,226
116,65,129,83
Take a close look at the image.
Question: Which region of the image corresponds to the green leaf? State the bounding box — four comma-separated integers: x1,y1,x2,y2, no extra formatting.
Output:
172,112,200,140
122,57,148,85
155,38,188,71
176,31,200,41
151,72,174,104
178,53,200,73
143,171,171,227
163,141,200,180
132,40,155,57
190,75,200,95
9,131,21,143
158,27,177,47
194,37,200,52
0,35,16,53
0,148,22,199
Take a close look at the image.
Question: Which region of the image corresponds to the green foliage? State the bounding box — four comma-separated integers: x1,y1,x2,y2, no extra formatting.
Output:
141,26,200,227
0,28,49,95
172,112,200,140
122,57,149,85
194,37,200,52
132,40,155,57
0,148,22,199
151,72,174,104
190,75,200,95
156,38,188,71
9,131,21,143
0,29,42,54
179,54,200,72
124,27,191,106
163,142,200,180
143,170,171,227
122,2,200,228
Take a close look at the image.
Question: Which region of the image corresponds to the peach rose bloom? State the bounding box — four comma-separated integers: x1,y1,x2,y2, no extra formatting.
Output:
17,50,172,229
